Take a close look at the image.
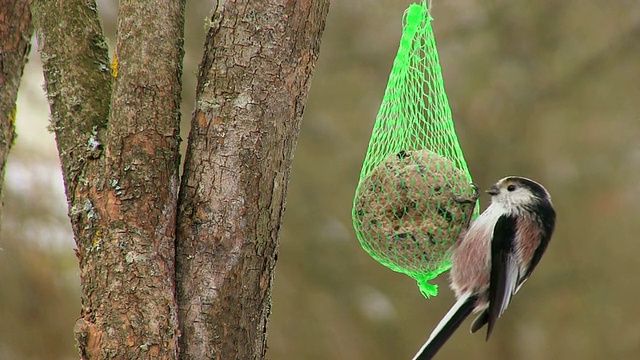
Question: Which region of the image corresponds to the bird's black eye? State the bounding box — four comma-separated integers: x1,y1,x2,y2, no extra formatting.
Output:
507,184,516,192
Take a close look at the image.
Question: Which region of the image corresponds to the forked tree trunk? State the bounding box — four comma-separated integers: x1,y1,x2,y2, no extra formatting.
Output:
32,0,184,358
176,1,329,359
27,0,329,358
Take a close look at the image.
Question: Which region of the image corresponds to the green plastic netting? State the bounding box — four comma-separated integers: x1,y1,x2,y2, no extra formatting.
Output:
352,2,479,298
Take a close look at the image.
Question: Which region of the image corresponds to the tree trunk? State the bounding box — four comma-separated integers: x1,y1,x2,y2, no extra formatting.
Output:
0,0,32,230
32,0,184,358
29,0,329,358
175,1,330,359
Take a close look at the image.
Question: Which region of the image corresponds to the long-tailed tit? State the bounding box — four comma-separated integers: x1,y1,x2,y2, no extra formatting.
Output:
412,176,556,359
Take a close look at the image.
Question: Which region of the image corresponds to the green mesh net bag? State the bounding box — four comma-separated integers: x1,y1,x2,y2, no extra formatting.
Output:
352,2,479,298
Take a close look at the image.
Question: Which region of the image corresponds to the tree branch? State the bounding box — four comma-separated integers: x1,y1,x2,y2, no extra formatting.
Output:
93,1,185,355
32,2,111,356
31,0,112,188
176,1,330,359
0,0,32,231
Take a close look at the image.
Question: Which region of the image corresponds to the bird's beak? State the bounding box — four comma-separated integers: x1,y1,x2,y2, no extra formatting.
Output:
486,185,500,196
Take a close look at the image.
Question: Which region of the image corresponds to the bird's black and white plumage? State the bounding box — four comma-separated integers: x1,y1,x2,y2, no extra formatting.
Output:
412,176,556,360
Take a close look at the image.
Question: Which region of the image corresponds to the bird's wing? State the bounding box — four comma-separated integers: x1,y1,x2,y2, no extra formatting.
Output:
519,204,557,285
486,214,519,340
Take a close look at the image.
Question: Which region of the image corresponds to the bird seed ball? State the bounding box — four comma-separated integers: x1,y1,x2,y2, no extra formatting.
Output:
353,149,477,273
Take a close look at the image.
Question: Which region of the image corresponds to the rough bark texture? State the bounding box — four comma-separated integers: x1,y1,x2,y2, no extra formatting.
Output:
0,0,32,230
176,1,330,359
32,0,184,358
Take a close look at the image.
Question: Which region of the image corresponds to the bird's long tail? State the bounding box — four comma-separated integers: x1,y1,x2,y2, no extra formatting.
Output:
411,294,478,360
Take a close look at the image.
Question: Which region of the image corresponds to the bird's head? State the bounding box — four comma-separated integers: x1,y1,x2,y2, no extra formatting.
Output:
486,176,552,212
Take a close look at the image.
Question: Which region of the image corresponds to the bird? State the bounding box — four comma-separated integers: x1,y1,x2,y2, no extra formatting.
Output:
412,176,556,359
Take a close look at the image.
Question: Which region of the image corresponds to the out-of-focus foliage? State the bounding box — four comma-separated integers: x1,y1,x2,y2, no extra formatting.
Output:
271,1,640,359
1,153,79,359
3,0,640,359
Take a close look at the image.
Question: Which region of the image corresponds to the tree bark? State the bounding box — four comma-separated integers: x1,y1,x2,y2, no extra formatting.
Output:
32,0,184,358
30,0,328,357
0,0,32,230
176,1,330,359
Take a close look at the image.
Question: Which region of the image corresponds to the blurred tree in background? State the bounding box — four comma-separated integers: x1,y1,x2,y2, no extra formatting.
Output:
2,0,640,359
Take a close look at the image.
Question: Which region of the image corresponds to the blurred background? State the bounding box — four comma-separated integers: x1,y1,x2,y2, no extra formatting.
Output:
3,0,639,359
